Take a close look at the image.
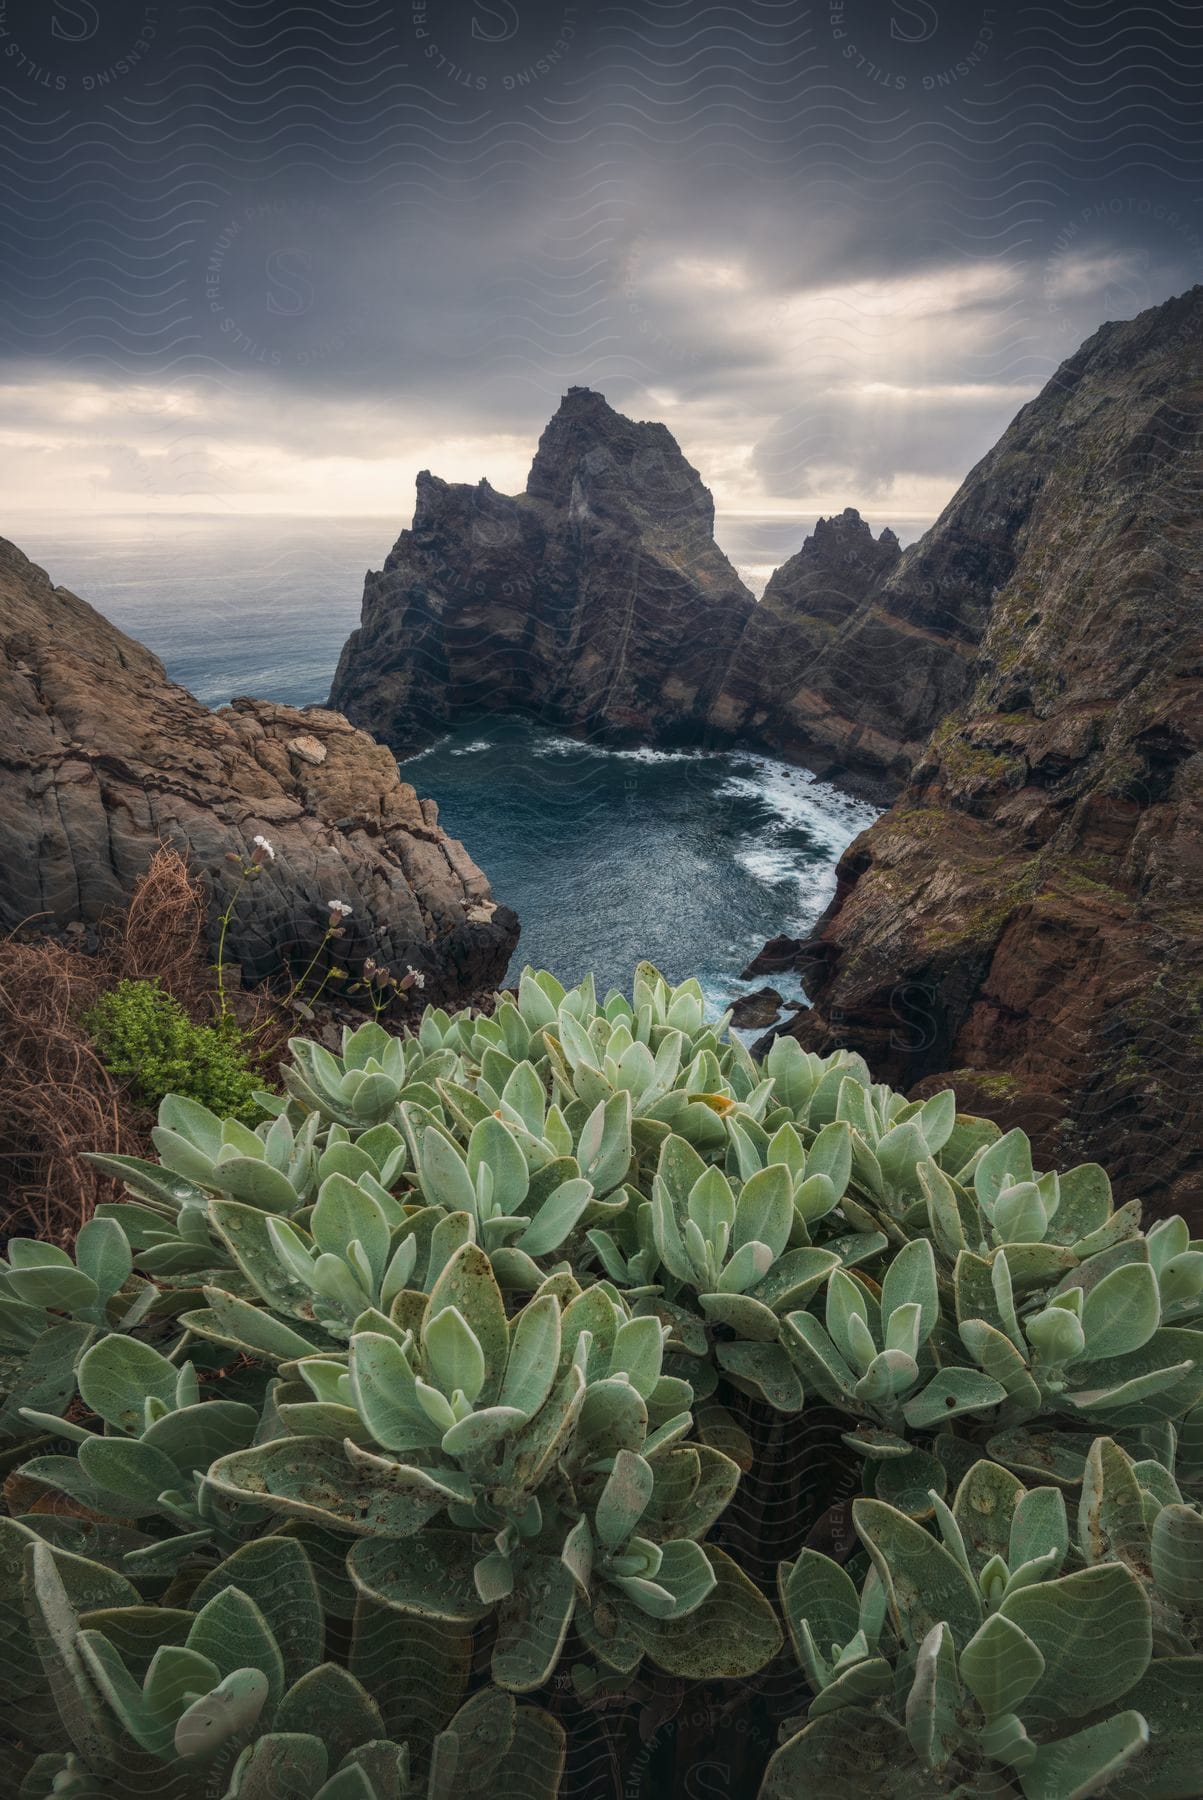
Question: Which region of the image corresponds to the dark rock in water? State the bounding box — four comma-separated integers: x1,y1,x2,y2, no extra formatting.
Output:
771,285,1203,1222
740,935,804,979
729,987,784,1030
742,934,841,984
329,388,907,798
331,386,756,758
0,535,517,1005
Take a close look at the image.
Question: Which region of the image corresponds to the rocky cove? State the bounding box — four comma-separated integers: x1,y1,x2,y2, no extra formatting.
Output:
396,717,878,1012
0,523,878,1047
329,285,1203,1221
2,284,1201,1220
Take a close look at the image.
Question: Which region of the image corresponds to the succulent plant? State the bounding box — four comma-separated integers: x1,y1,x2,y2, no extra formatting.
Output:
205,1243,778,1690
0,1219,163,1445
1072,1436,1203,1659
767,1437,1203,1799
411,1100,607,1262
7,961,1203,1796
282,1021,459,1129
14,1535,564,1800
14,1332,258,1571
81,1099,330,1302
782,1138,1203,1482
588,1129,855,1409
769,1485,1158,1797
783,1238,955,1430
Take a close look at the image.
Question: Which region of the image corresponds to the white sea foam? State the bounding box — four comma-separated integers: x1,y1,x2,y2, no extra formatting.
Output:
719,755,879,853
531,734,722,766
719,755,879,933
609,744,724,765
398,734,452,766
698,971,810,1044
734,844,801,886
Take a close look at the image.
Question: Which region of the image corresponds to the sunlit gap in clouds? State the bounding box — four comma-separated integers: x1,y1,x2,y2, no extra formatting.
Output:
0,250,1063,538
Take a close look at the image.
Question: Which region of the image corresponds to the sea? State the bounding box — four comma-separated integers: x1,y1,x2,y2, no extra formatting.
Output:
12,513,880,1016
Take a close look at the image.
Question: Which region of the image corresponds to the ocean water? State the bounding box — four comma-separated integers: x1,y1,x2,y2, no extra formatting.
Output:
14,513,380,710
404,720,877,1006
13,513,879,1009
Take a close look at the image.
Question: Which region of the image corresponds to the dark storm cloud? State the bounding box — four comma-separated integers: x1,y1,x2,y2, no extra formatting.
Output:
1,0,1202,525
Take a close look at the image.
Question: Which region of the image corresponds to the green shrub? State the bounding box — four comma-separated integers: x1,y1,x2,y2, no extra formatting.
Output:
0,962,1199,1798
83,978,261,1124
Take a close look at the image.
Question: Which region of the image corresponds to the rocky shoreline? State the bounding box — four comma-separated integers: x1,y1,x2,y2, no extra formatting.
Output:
0,535,518,1007
4,286,1200,1214
758,286,1203,1221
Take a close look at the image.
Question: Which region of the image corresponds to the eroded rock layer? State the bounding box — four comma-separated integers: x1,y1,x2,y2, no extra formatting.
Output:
0,536,517,1002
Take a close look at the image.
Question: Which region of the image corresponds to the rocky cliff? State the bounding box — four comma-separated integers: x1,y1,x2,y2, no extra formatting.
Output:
328,289,1203,1216
772,285,1203,1221
329,389,908,797
0,536,517,1002
330,387,758,756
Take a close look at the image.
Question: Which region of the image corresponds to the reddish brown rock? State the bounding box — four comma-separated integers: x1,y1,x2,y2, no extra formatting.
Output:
729,988,784,1030
0,536,517,1004
765,285,1203,1220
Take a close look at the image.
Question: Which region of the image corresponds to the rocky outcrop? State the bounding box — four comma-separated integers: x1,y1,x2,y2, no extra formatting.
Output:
760,285,1203,1221
330,389,907,797
729,988,784,1031
330,387,758,755
0,535,518,1003
711,508,911,787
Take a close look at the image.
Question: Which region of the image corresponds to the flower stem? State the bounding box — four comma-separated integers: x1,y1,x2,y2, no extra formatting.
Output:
214,868,250,1024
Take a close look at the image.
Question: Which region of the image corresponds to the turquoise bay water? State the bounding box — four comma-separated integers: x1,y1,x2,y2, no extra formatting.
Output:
13,513,878,1009
403,718,877,1005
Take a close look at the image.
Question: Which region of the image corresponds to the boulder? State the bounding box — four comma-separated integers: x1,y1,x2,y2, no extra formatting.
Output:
729,987,784,1030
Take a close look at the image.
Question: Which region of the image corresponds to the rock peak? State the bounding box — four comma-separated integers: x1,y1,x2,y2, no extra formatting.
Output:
762,279,1203,1216
524,388,717,533
760,507,902,625
331,391,757,751
333,278,1203,820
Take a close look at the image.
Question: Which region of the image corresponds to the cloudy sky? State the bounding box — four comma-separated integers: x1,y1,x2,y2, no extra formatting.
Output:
2,0,1202,551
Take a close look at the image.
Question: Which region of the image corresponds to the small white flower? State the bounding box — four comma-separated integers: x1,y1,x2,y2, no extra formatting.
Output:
327,899,353,918
252,834,276,860
406,966,427,990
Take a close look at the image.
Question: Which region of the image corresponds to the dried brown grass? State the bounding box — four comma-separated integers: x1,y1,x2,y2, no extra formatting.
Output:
114,843,210,999
0,935,137,1244
0,846,284,1247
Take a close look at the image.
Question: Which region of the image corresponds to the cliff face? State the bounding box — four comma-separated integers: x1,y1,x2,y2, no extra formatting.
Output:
330,389,908,796
775,285,1203,1220
0,536,517,1002
331,386,758,755
324,290,1202,1215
